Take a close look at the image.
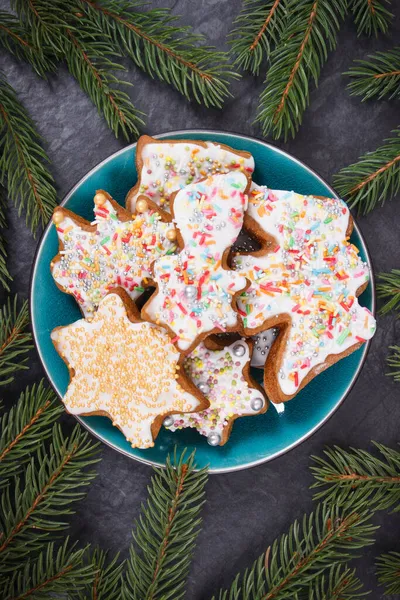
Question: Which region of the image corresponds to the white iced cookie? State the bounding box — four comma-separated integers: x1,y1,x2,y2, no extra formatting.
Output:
51,292,206,449
164,339,267,446
142,172,250,354
127,135,255,211
234,185,376,401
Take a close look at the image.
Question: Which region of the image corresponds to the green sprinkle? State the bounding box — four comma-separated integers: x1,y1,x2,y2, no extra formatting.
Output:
100,236,110,245
134,286,145,292
243,317,248,328
289,236,294,248
337,328,351,345
324,217,333,224
246,304,251,315
110,213,118,221
231,183,242,189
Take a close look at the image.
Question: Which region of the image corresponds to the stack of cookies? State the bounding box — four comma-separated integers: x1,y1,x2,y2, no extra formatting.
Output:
50,135,376,448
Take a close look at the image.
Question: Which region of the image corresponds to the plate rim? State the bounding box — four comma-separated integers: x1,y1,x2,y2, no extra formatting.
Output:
29,128,376,474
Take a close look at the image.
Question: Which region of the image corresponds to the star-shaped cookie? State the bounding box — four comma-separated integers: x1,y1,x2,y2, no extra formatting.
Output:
234,186,376,403
51,190,177,317
51,290,207,448
126,135,255,212
164,337,267,446
141,172,250,354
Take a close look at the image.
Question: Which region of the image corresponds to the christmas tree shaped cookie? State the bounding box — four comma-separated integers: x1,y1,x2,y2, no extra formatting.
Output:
142,172,250,354
126,135,255,212
51,291,207,449
51,190,177,316
234,185,376,403
164,337,267,446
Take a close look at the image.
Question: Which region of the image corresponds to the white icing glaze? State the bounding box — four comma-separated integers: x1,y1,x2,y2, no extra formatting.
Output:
51,197,175,317
166,340,265,441
144,173,249,352
234,185,376,396
251,327,278,368
130,139,255,211
51,293,200,448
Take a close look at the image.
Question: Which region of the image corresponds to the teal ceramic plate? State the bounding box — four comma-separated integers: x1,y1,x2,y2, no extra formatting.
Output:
30,130,374,473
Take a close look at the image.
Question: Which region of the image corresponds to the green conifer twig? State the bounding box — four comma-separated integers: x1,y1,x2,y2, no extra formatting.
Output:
376,551,400,595
0,382,63,487
346,47,400,101
213,504,375,600
1,539,95,600
77,547,125,600
0,190,12,291
302,563,368,599
0,423,100,571
0,74,57,233
256,0,347,141
228,0,287,75
123,450,208,600
349,0,393,37
386,345,400,381
311,443,400,512
333,126,400,214
377,269,400,315
0,296,32,386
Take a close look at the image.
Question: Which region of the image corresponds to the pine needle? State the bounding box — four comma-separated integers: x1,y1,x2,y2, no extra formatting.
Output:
1,539,95,600
0,296,32,387
311,443,400,512
0,74,57,233
387,345,400,381
303,563,368,599
228,0,288,75
377,269,400,315
78,0,237,109
0,423,100,570
77,547,125,600
213,504,376,600
256,0,347,141
0,190,12,291
333,126,400,214
376,551,400,595
349,0,393,37
346,46,400,101
0,11,53,77
0,382,63,487
123,449,208,600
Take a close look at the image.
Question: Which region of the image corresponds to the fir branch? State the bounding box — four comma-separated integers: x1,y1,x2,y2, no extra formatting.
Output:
0,189,12,291
377,269,400,315
77,0,237,109
0,11,52,77
311,443,400,512
0,423,100,570
0,382,63,487
0,74,57,233
63,24,144,140
256,0,347,141
346,47,400,101
349,0,393,37
228,0,287,75
77,547,125,600
0,296,32,387
11,0,68,55
376,551,400,595
213,504,375,600
387,345,400,381
1,539,95,600
303,564,368,599
123,449,208,600
333,126,400,214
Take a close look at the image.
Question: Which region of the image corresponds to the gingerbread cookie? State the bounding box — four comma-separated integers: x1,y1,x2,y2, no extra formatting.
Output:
164,337,267,446
51,190,176,317
126,135,255,212
234,186,376,403
51,291,207,449
141,172,250,354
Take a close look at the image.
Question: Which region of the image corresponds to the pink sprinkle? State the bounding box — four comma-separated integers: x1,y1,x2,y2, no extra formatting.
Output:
171,336,180,343
307,291,313,302
292,304,300,313
215,323,226,332
354,271,364,278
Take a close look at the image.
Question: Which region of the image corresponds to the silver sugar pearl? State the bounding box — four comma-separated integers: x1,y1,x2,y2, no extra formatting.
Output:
184,285,197,300
250,397,264,411
163,416,174,428
207,432,221,446
232,343,246,357
198,382,210,395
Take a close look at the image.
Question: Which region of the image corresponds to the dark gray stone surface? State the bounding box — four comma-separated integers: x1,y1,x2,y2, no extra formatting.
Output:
1,1,399,598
